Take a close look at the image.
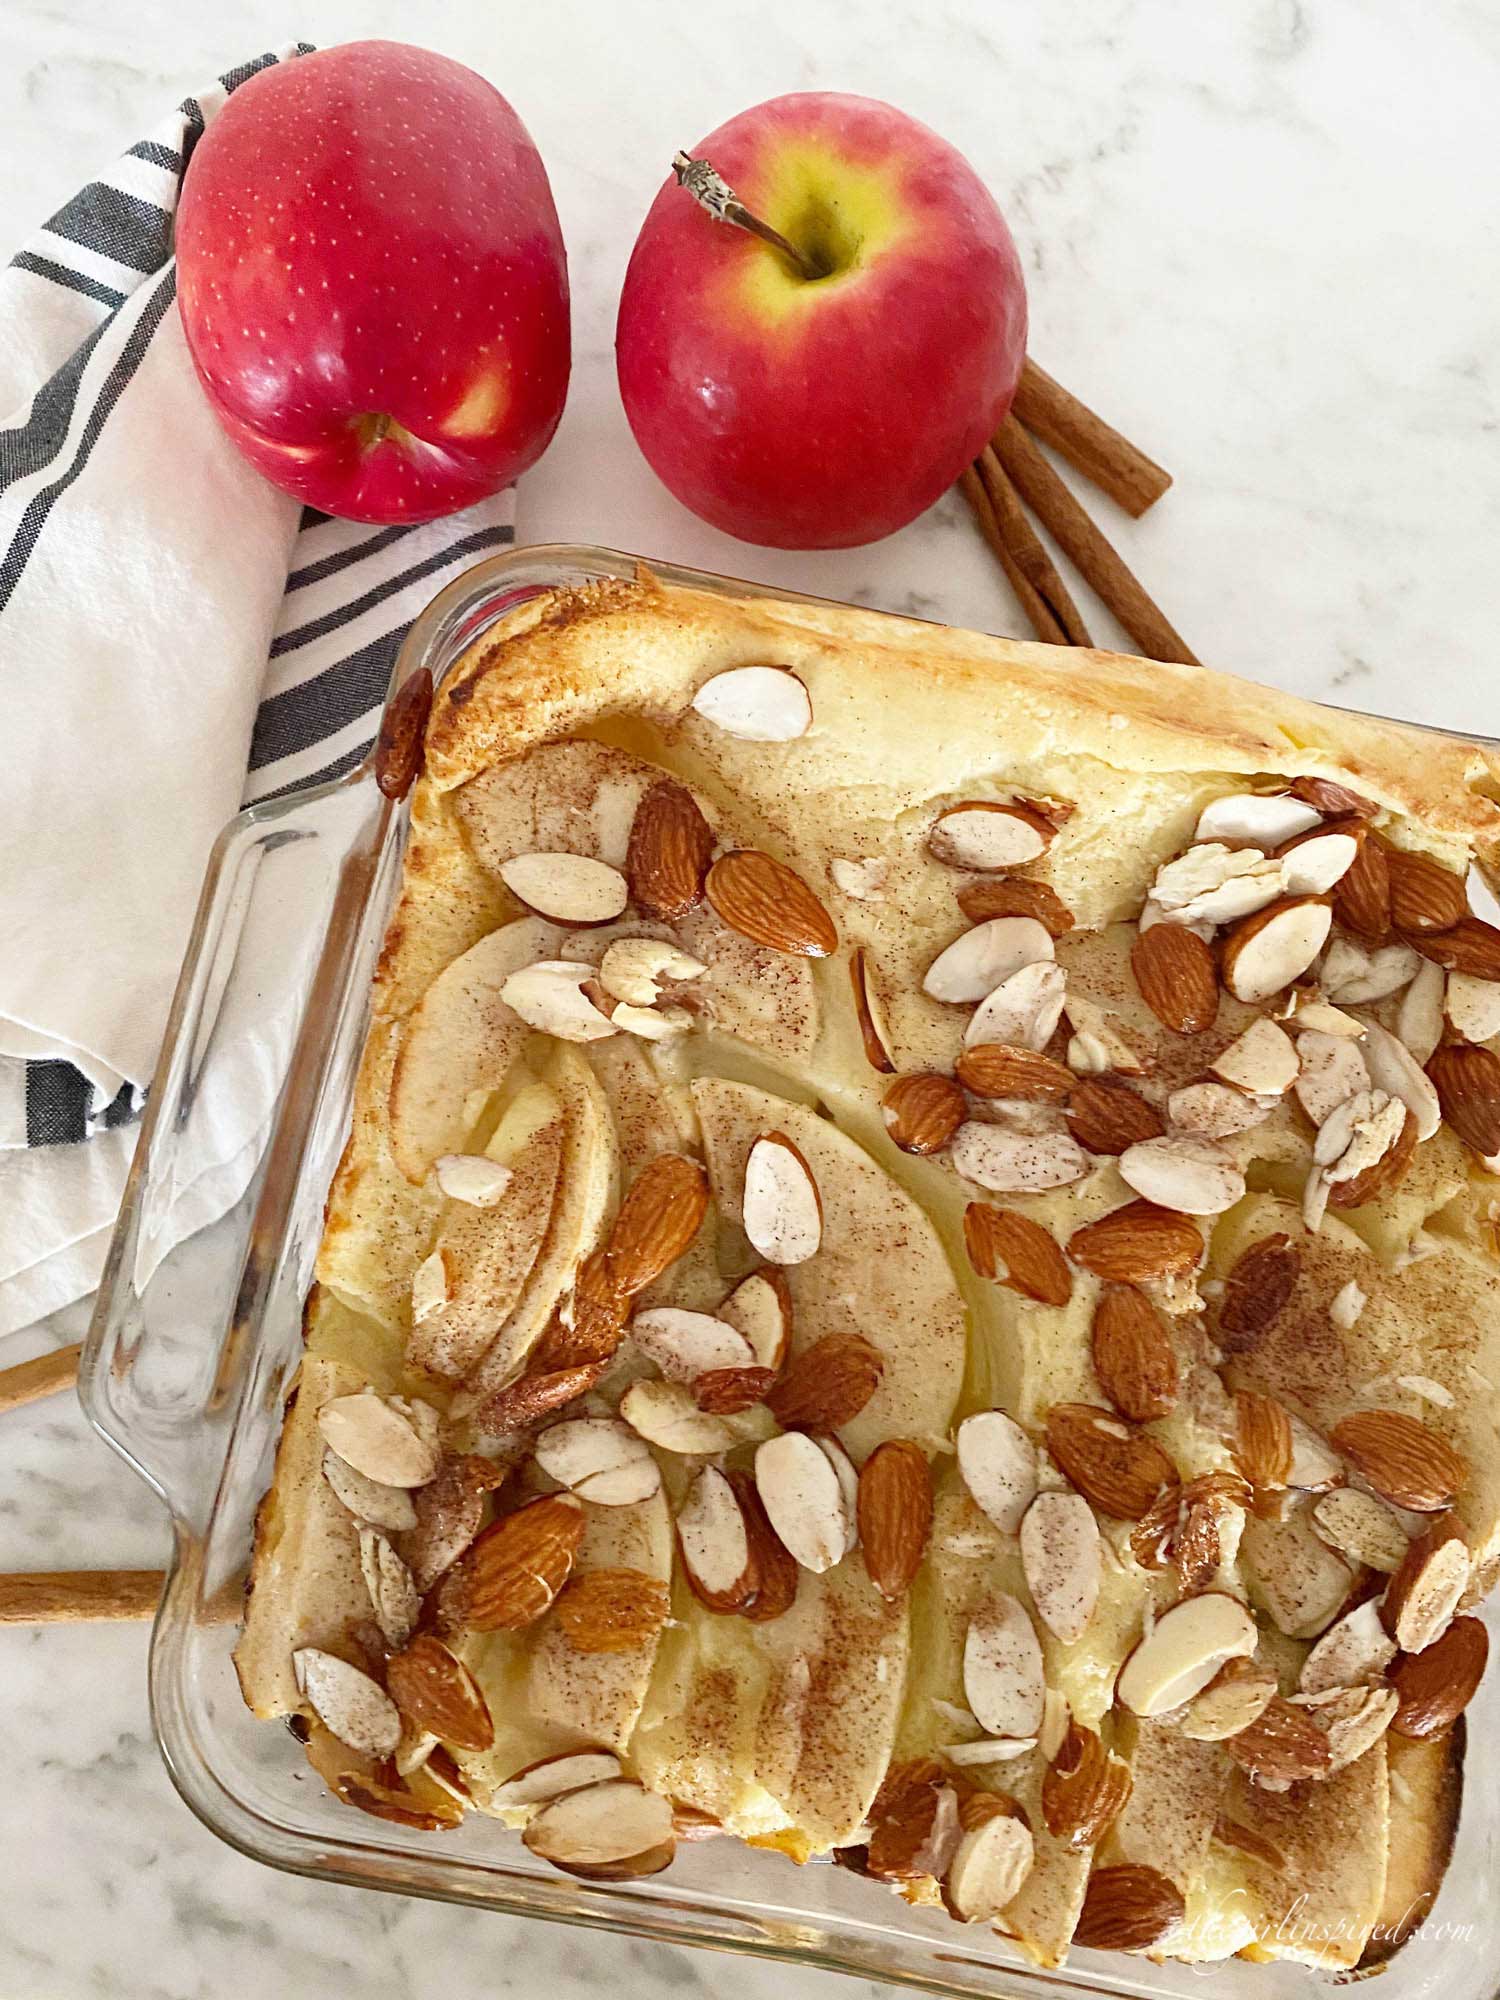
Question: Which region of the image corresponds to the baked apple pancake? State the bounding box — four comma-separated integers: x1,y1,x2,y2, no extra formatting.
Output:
237,573,1500,1970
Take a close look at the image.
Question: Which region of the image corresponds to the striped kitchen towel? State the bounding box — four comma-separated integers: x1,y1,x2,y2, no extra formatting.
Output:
0,48,516,1336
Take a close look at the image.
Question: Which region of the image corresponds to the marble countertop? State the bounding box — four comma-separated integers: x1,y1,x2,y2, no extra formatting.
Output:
3,1,1498,1994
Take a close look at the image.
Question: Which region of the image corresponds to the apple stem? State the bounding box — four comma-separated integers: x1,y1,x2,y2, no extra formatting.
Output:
672,151,821,281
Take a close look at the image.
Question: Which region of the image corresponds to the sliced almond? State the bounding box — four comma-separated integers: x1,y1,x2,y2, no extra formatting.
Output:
956,1411,1039,1536
1427,1040,1500,1155
1216,1234,1298,1355
956,1043,1074,1102
1115,1591,1258,1717
1311,1487,1407,1573
1398,957,1448,1061
554,1568,671,1654
398,1453,502,1593
690,664,811,740
1211,1017,1299,1096
765,1331,883,1431
1413,914,1500,981
293,1648,402,1758
410,1250,448,1326
858,1440,934,1602
1321,935,1420,1003
1062,994,1148,1074
597,937,706,1008
626,779,714,921
949,1122,1088,1193
728,1468,800,1623
359,1528,421,1649
1332,829,1394,937
1361,1021,1442,1139
754,1431,853,1573
1382,1515,1470,1652
460,1493,585,1631
718,1268,792,1370
831,856,889,902
1298,1683,1398,1771
491,1750,624,1810
335,1771,462,1831
498,853,629,926
607,1152,711,1297
945,1811,1035,1920
1045,1403,1179,1522
1329,1279,1368,1331
963,959,1068,1052
677,1465,758,1613
1233,1390,1294,1490
628,1307,754,1383
1387,846,1469,932
1091,1286,1177,1421
619,1379,736,1455
868,1774,964,1885
1073,1863,1186,1954
318,1392,441,1489
1222,897,1333,1003
523,1779,675,1879
1066,1075,1165,1155
943,1736,1037,1767
705,850,837,958
323,1449,419,1532
1293,1029,1372,1125
1130,923,1219,1035
849,948,896,1073
1151,842,1284,927
1445,969,1500,1042
1068,1201,1203,1283
692,1364,776,1415
1289,774,1379,819
1330,1408,1467,1512
1239,1507,1354,1638
964,1205,1073,1306
882,1072,965,1154
928,801,1052,870
1179,1656,1277,1740
434,1154,515,1207
386,1636,494,1752
1291,997,1366,1037
924,917,1055,1005
1019,1492,1100,1642
607,1000,694,1042
1280,831,1359,896
1196,793,1322,848
1117,1134,1246,1216
1286,1413,1343,1491
1040,1719,1132,1849
1225,1694,1332,1788
1391,1615,1489,1738
533,1416,662,1506
814,1434,861,1555
474,1361,603,1436
500,960,618,1042
743,1131,822,1263
1298,1598,1396,1695
958,876,1075,935
963,1594,1046,1738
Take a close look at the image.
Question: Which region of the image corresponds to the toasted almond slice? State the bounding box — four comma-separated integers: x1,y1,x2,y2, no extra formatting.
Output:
858,1440,934,1601
1225,1694,1332,1787
1211,1017,1299,1096
1115,1591,1258,1717
1118,1134,1246,1216
1130,923,1219,1035
627,1307,754,1383
1391,1615,1489,1738
949,1122,1089,1193
318,1391,441,1489
963,1594,1046,1738
1167,1081,1273,1139
1297,1683,1398,1771
619,1379,736,1456
718,1267,791,1370
1427,1040,1500,1155
533,1416,662,1506
1387,846,1469,932
765,1331,883,1431
491,1750,624,1809
943,1736,1037,1766
554,1567,672,1654
433,1154,515,1207
1151,842,1284,926
461,1493,586,1631
1091,1286,1177,1421
596,937,706,1008
1291,997,1366,1037
868,1770,964,1884
334,1771,462,1830
1046,1402,1180,1521
1216,1234,1299,1356
1233,1389,1294,1489
1383,1515,1470,1651
386,1635,495,1752
1361,1021,1442,1139
1414,913,1500,981
1040,1719,1132,1850
608,1152,710,1297
831,856,888,901
1073,1863,1186,1953
1222,897,1333,1003
849,948,896,1074
607,1000,694,1042
1196,793,1322,848
524,1779,676,1879
677,1465,758,1613
500,960,619,1041
359,1527,421,1649
1321,936,1421,1003
1290,775,1379,819
323,1449,419,1532
1394,956,1447,1063
964,1205,1073,1306
1311,1487,1405,1572
963,960,1067,1052
1179,1656,1278,1740
743,1131,822,1264
1286,1413,1343,1491
1331,1408,1467,1512
959,876,1075,935
957,1042,1074,1102
1062,994,1149,1074
626,779,714,921
498,853,629,926
1293,1029,1372,1126
706,850,837,957
693,1364,776,1414
928,801,1052,870
1020,1491,1100,1642
293,1648,402,1758
957,1411,1039,1536
754,1431,853,1573
1446,969,1500,1042
399,1453,503,1593
690,664,812,740
1329,1279,1368,1330
945,1812,1035,1920
1298,1598,1396,1695
924,917,1055,1004
882,1072,965,1154
1068,1201,1203,1283
1280,831,1360,897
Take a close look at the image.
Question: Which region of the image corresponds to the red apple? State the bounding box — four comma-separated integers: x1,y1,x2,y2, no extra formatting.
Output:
616,93,1026,549
177,42,569,524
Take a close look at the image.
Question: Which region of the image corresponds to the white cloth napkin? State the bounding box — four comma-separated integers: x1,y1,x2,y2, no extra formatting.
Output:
0,49,517,1338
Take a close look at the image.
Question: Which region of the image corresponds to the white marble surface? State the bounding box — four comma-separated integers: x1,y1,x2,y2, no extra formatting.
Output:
3,0,1500,1994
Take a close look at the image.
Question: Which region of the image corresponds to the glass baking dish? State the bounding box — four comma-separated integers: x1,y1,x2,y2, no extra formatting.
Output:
82,543,1499,2000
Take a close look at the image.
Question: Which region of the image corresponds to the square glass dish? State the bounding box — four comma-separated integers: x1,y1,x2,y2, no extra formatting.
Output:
83,544,1499,2000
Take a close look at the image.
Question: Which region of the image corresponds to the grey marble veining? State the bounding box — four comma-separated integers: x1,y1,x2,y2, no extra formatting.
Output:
2,0,1499,1994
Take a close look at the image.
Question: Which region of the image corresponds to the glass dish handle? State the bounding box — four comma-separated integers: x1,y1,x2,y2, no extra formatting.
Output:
83,773,390,1534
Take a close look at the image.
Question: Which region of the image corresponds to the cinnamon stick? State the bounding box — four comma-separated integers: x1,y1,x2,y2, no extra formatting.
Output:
958,466,1066,646
1012,359,1173,518
0,1569,164,1623
0,1340,81,1416
974,446,1092,646
992,416,1199,665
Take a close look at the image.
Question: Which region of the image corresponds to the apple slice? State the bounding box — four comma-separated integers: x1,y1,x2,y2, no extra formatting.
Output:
388,916,561,1183
691,1079,965,1460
